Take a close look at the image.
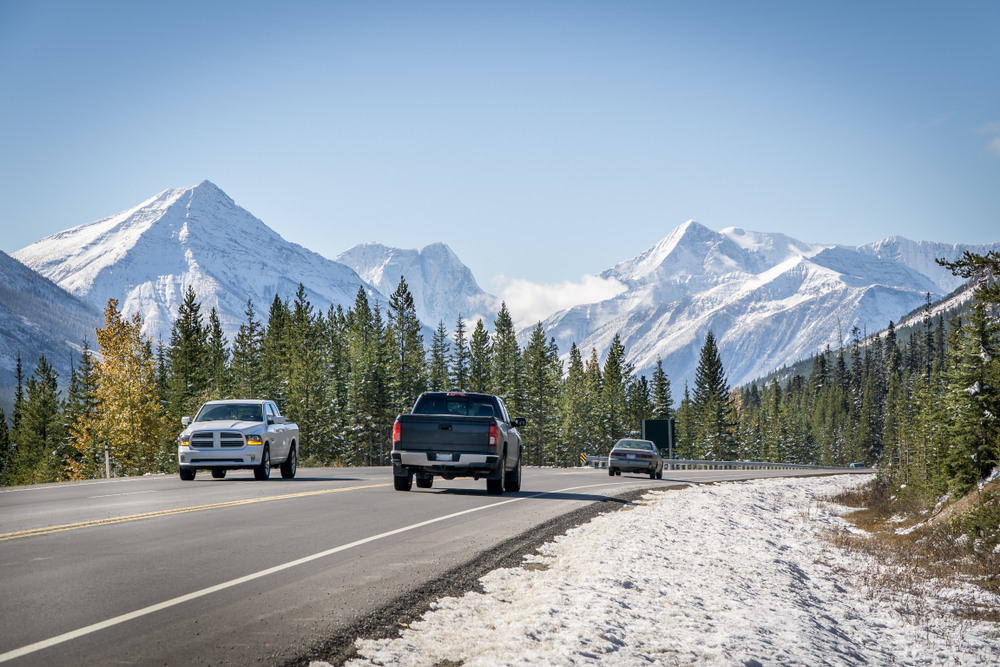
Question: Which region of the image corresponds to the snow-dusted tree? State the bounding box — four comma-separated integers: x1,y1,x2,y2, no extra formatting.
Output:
428,320,451,392
450,315,469,391
468,319,492,393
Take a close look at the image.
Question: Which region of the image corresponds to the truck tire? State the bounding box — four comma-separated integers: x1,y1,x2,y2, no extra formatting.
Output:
179,466,195,481
416,475,433,489
504,453,521,492
280,445,297,479
254,446,271,481
394,472,413,491
211,469,226,479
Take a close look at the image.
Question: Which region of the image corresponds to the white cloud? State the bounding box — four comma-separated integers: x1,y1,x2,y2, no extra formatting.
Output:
492,274,628,326
974,120,1000,134
990,136,1000,157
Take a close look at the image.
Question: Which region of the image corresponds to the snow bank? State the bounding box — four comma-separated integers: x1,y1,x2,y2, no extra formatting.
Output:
318,476,998,667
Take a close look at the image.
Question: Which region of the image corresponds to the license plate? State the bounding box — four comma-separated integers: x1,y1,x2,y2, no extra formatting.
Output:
437,453,456,462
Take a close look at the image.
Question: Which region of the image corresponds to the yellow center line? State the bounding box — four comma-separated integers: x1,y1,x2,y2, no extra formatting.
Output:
0,483,391,542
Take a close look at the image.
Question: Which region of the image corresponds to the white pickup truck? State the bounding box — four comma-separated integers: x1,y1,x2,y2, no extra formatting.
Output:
177,399,298,481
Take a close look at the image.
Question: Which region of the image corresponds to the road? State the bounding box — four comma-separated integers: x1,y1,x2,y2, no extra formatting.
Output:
0,465,865,666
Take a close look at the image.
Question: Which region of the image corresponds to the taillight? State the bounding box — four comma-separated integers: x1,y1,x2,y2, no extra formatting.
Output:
488,424,499,447
393,420,401,443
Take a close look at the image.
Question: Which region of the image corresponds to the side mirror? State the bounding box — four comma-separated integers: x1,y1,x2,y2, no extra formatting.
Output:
181,416,191,427
273,416,287,425
513,417,526,427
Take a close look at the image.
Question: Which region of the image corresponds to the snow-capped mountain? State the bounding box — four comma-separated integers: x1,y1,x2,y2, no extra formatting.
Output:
12,181,378,345
335,242,499,328
856,236,1000,293
530,221,995,388
0,250,102,403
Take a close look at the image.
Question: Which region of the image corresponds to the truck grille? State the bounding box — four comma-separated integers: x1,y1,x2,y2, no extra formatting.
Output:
190,431,215,447
220,432,244,447
189,431,246,448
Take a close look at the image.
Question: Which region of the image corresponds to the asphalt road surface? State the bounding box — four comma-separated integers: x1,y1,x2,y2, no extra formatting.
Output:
0,465,866,666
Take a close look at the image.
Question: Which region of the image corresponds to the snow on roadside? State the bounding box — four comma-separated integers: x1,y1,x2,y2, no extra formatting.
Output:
317,476,999,667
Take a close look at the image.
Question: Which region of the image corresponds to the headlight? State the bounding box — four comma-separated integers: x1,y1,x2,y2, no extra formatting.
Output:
246,434,262,445
178,435,190,446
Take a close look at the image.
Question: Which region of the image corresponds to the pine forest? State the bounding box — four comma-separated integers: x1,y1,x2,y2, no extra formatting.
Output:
2,253,998,510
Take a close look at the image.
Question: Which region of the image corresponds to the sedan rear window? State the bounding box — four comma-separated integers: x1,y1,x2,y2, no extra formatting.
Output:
195,403,264,423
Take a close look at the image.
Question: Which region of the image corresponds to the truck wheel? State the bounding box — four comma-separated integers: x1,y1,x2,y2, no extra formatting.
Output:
486,476,504,495
504,454,521,492
416,475,433,489
179,466,195,481
254,446,271,481
394,472,413,491
211,469,226,479
280,446,297,479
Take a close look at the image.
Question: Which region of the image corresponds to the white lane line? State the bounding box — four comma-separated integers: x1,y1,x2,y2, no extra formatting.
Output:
0,481,634,663
87,490,161,499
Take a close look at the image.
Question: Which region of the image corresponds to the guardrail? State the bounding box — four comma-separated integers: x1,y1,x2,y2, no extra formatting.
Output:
584,455,863,471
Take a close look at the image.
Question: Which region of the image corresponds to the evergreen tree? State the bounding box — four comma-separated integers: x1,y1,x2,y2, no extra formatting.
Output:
64,339,99,474
675,382,694,459
450,315,469,391
626,375,653,437
346,288,389,465
7,355,64,484
943,302,999,494
650,357,673,420
558,343,589,465
323,304,351,463
205,307,231,399
468,319,492,393
491,302,523,416
0,408,10,485
167,286,209,420
522,323,559,465
692,330,736,460
261,294,292,411
583,348,605,455
386,277,427,415
601,334,631,446
285,284,326,461
231,298,264,399
13,350,24,434
428,320,451,392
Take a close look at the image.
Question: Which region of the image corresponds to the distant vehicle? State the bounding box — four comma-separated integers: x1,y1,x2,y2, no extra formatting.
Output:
849,462,866,469
608,439,663,479
391,391,524,494
177,400,298,481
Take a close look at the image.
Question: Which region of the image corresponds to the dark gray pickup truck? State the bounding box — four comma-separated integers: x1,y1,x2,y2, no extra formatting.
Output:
390,391,525,494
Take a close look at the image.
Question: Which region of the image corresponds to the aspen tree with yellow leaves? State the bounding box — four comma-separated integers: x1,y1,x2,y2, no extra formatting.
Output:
70,299,167,478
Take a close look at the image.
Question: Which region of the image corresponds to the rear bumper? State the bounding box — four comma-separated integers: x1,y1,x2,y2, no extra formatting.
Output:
609,459,656,473
392,450,500,476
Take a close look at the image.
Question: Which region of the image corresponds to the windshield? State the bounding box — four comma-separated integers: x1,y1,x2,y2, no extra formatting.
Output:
195,403,264,423
413,396,498,418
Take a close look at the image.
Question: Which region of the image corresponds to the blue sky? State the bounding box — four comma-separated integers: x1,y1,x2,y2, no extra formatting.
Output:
2,1,998,303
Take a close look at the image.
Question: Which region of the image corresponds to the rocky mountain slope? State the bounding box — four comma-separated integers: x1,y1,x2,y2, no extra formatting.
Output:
335,242,498,328
0,250,102,406
528,221,998,387
12,181,377,345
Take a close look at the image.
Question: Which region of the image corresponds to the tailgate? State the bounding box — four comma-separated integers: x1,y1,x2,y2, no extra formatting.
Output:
397,415,493,453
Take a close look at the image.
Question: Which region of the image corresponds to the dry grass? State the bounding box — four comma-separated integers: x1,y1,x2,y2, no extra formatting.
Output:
821,478,1000,629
